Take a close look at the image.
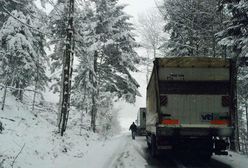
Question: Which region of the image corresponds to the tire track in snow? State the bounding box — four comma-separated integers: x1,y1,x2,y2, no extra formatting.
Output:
111,150,130,168
105,134,147,168
102,134,129,168
103,135,219,168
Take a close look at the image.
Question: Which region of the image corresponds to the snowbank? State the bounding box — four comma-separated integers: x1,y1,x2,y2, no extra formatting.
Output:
213,151,248,168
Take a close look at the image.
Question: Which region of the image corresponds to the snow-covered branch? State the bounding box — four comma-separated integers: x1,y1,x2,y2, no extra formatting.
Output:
2,6,44,34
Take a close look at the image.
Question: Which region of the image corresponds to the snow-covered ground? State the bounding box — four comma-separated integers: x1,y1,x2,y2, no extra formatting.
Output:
0,90,146,168
213,151,248,168
0,92,97,168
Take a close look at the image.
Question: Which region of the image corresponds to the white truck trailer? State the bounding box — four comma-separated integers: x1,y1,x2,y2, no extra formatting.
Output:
146,57,236,159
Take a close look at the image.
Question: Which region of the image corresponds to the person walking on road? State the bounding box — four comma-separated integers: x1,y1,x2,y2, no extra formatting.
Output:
129,122,137,140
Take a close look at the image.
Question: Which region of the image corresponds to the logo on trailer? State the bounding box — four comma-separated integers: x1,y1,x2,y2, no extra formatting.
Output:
201,112,229,121
201,113,214,121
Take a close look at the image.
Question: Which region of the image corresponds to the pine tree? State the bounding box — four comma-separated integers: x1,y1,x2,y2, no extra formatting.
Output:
237,66,248,153
217,0,248,58
0,0,33,27
161,0,225,57
217,0,248,152
0,1,48,109
73,0,140,132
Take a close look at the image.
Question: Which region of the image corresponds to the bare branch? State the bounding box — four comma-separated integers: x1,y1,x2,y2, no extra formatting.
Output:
11,144,25,168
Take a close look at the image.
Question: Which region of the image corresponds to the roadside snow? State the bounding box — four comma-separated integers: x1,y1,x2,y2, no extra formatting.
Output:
213,151,248,168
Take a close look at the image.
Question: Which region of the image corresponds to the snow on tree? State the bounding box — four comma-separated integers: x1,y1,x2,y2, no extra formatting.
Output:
0,120,3,133
72,0,140,132
238,68,248,154
217,0,248,58
236,66,248,153
0,0,31,27
0,3,48,107
95,91,121,136
137,8,165,59
161,0,225,57
48,0,83,93
217,0,248,153
48,0,68,93
136,7,166,83
57,0,75,136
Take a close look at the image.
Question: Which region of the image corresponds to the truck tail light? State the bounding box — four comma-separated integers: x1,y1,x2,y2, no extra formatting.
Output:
222,96,230,107
162,119,179,125
210,120,230,125
160,95,168,106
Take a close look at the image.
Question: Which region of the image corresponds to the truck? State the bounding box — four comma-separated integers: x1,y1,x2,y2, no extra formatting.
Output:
136,108,146,136
146,57,236,159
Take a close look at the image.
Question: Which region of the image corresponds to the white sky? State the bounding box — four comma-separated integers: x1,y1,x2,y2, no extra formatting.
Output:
119,0,157,20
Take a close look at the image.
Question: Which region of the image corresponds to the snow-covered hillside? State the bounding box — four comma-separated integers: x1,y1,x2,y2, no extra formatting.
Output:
0,92,105,168
0,92,146,168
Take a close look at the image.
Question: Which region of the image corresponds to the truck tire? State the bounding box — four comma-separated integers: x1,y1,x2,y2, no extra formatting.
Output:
147,142,151,149
146,135,151,149
151,135,157,157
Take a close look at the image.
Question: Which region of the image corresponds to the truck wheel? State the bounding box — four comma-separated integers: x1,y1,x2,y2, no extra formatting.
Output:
147,142,151,149
151,135,157,157
146,135,151,149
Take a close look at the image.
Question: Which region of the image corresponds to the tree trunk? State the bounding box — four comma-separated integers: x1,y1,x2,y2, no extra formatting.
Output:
79,108,85,135
146,49,150,84
91,94,97,132
90,51,98,133
246,105,248,153
212,31,216,58
1,83,7,111
32,73,38,114
2,69,16,111
230,58,239,151
58,0,75,136
19,85,24,102
57,80,63,132
32,91,37,114
153,46,156,59
223,46,227,59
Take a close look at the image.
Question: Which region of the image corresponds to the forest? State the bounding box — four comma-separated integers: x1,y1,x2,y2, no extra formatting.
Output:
0,0,248,167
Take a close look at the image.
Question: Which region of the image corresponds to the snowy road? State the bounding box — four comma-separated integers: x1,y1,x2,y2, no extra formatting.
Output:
97,134,248,168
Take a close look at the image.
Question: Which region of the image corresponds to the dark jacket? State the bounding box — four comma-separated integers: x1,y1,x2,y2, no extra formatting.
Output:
129,123,137,132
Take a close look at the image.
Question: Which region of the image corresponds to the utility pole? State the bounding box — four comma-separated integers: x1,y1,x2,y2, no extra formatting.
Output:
58,0,75,136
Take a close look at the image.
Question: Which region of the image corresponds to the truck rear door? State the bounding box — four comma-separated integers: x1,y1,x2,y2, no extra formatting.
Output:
158,64,231,128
